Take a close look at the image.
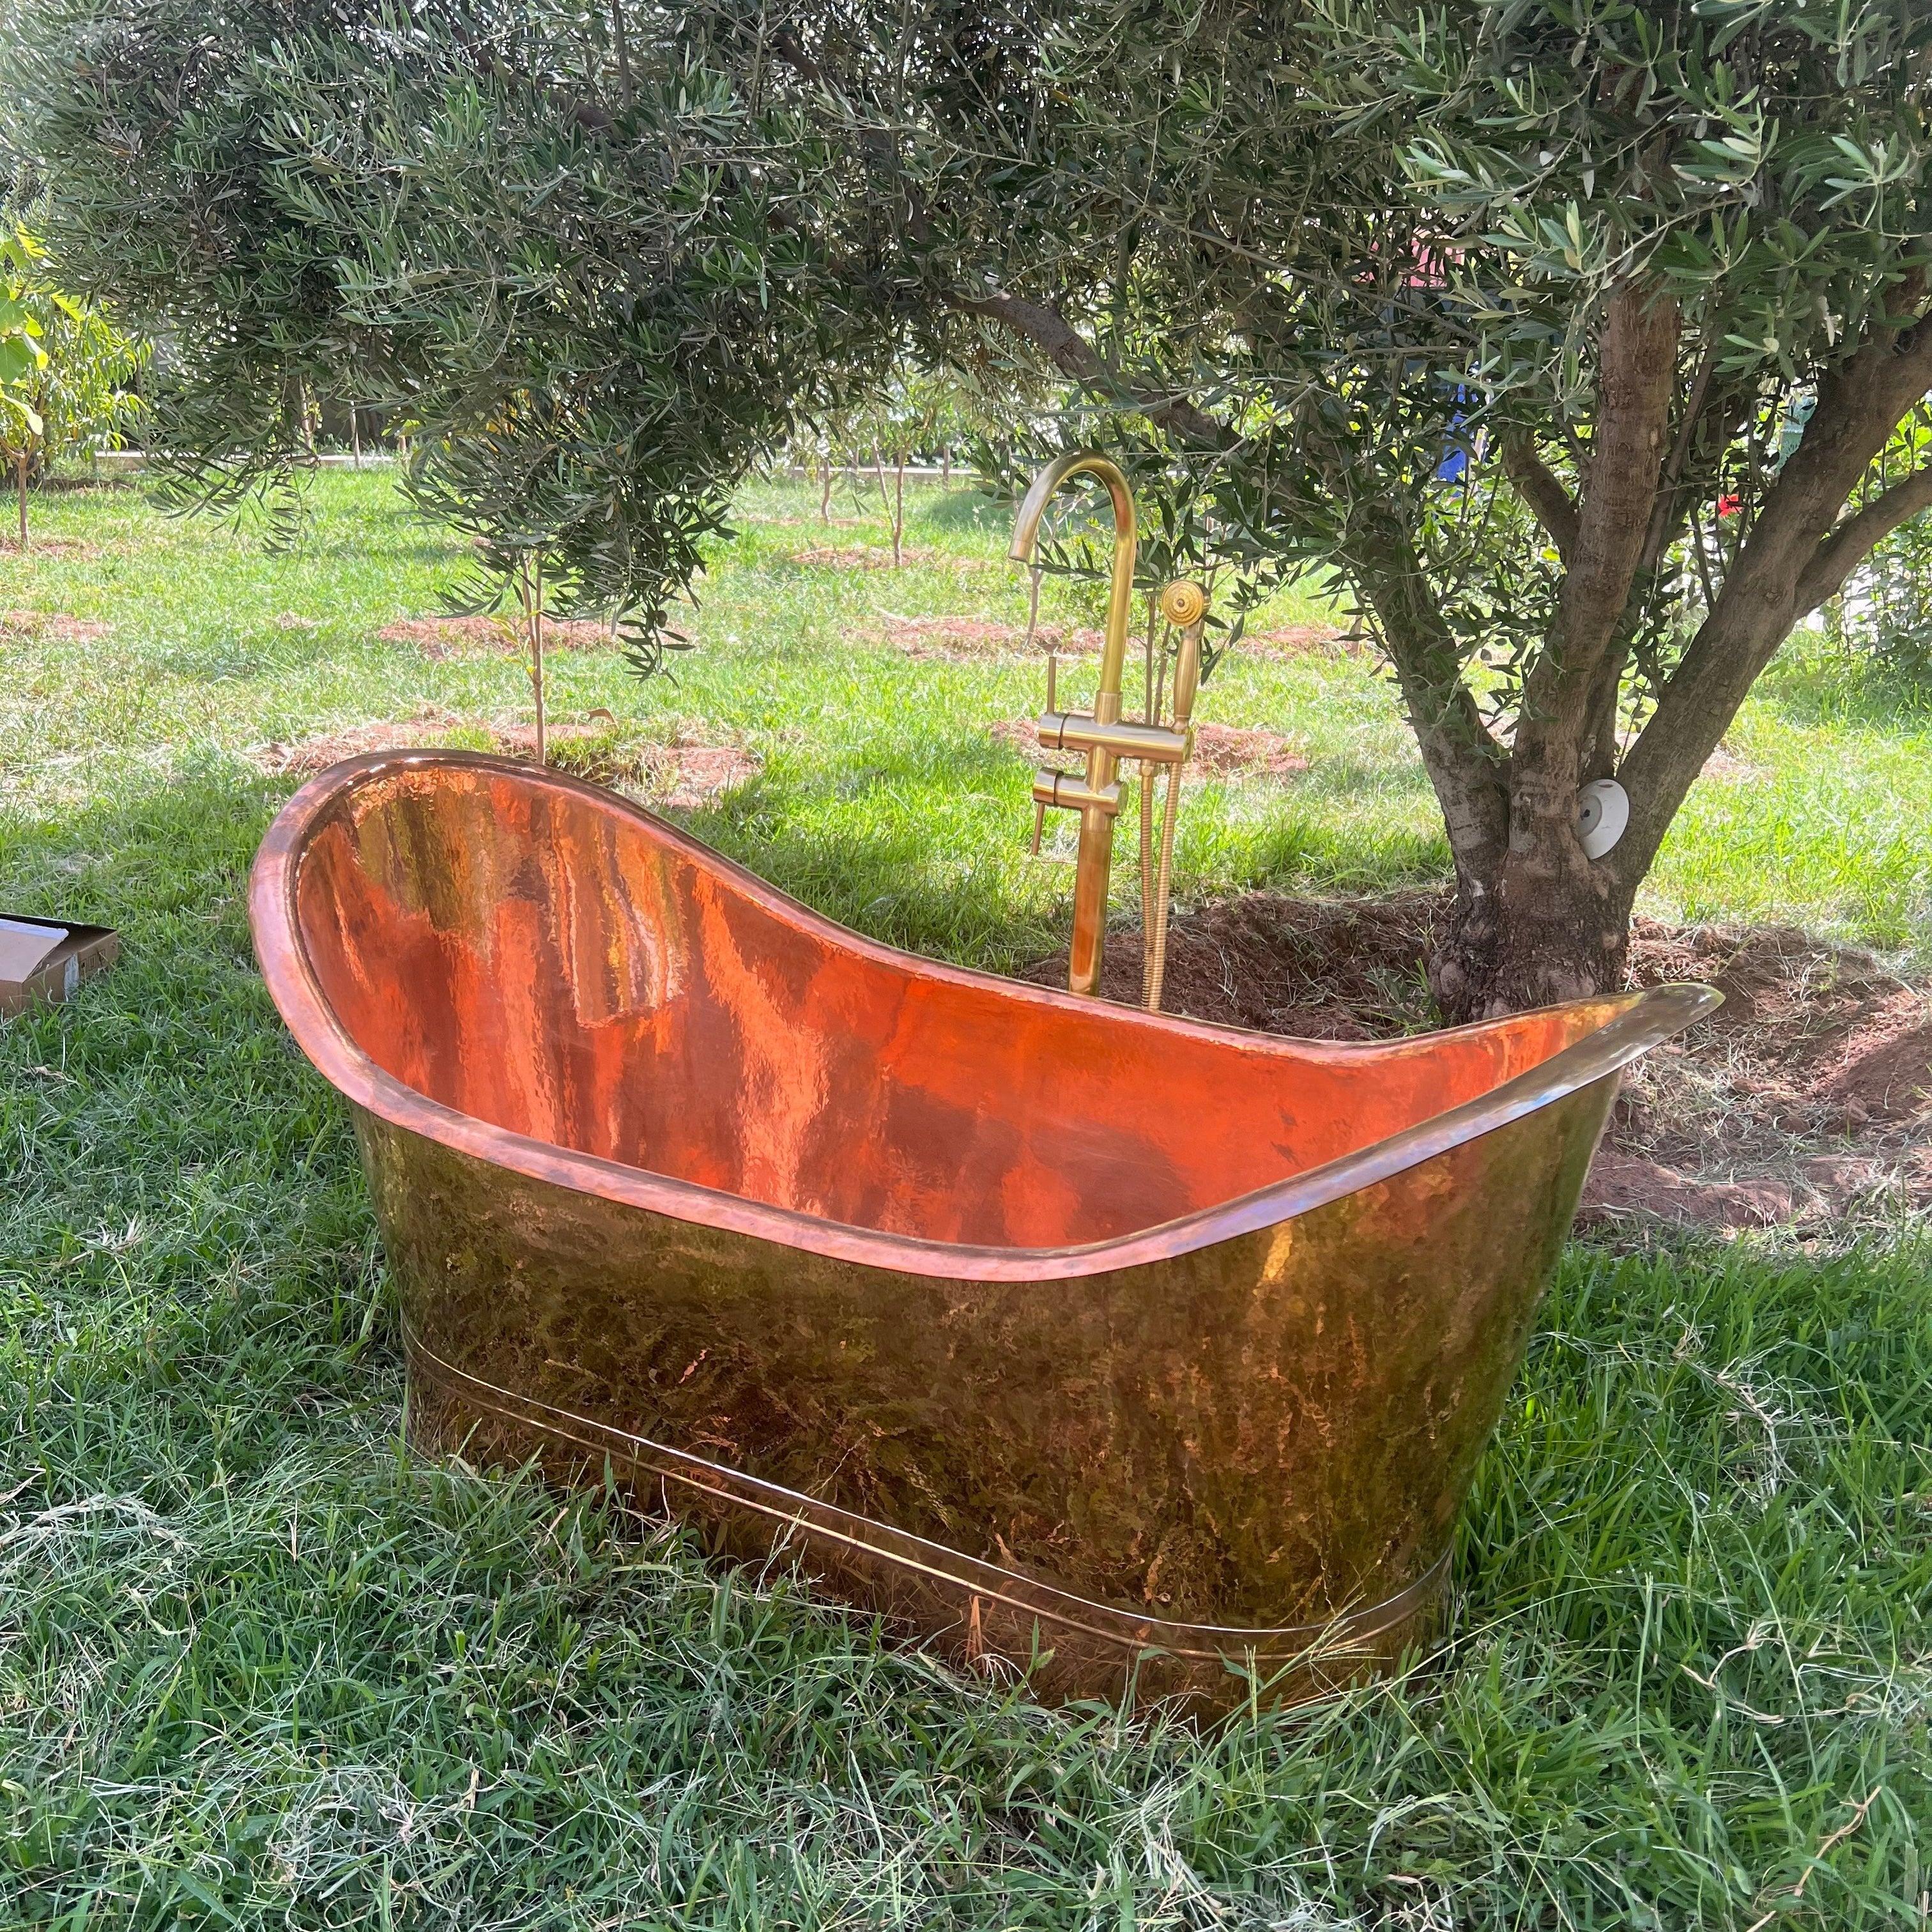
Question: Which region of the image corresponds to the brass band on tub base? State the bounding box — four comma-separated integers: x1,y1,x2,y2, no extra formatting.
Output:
404,1322,1457,1706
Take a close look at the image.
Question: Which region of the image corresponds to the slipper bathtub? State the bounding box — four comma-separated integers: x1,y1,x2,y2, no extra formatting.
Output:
250,751,1714,1706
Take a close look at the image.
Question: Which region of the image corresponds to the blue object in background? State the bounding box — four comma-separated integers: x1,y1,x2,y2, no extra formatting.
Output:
1436,383,1473,480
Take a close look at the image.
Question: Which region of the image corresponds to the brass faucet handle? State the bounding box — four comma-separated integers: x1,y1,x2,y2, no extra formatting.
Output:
1159,579,1208,631
1160,580,1209,733
1029,799,1046,855
1032,769,1123,816
1039,711,1188,763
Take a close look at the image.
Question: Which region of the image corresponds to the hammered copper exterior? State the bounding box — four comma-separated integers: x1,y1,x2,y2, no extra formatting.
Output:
250,751,1716,1707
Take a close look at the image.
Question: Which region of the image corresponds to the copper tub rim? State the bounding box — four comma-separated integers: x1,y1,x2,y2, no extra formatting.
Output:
250,748,1720,1283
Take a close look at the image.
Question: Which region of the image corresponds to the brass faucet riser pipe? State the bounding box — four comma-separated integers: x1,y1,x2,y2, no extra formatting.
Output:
1009,452,1138,997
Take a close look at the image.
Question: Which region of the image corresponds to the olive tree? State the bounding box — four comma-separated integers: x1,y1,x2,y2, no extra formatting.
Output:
12,0,1930,1014
866,0,1932,1014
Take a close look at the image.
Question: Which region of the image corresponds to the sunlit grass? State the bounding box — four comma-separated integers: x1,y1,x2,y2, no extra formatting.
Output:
7,471,1926,965
1,470,1928,1926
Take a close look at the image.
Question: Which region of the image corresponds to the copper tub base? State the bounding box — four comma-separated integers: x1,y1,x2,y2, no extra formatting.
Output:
402,1315,1452,1706
251,753,1715,1711
404,1314,1453,1708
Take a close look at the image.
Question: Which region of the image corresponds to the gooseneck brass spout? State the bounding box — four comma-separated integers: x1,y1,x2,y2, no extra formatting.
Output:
1009,454,1138,995
1010,454,1205,1000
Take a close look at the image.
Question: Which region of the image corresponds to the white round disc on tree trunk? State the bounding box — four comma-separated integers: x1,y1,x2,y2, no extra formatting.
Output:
1575,778,1630,860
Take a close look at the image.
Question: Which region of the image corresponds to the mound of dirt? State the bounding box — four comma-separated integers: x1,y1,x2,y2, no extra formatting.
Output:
647,739,762,809
878,615,1110,661
1695,746,1767,783
1020,893,1441,1040
4,537,99,559
1609,921,1932,1231
1,610,112,644
886,616,1030,659
515,724,762,808
1579,1151,1805,1231
1024,891,1932,1233
1622,919,1932,1131
375,615,618,659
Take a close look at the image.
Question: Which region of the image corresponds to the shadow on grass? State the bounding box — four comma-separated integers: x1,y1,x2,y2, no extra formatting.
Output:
914,487,1010,535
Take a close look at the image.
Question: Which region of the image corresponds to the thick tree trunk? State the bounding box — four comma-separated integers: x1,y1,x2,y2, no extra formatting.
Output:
1430,786,1639,1020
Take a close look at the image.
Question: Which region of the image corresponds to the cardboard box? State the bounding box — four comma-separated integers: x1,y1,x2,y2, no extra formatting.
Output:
0,914,120,1018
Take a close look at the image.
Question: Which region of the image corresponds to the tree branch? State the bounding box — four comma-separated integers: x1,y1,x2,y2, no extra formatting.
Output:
1615,288,1932,881
1795,462,1932,613
1501,436,1578,562
1639,334,1719,571
1514,283,1678,774
1553,286,1679,665
608,0,634,104
953,291,1233,448
958,284,1512,876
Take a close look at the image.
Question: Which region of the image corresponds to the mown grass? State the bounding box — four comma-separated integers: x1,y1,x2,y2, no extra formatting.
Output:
1,471,1928,1927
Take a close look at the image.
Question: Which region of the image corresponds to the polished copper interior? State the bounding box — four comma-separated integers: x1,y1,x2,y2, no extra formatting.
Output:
289,762,1615,1254
252,751,1716,1705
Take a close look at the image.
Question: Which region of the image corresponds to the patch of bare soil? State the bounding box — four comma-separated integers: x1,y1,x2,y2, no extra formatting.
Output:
1,610,112,644
792,544,992,574
249,708,760,810
887,615,1104,661
376,615,618,659
507,723,762,808
1607,921,1932,1230
1696,745,1767,783
1238,622,1372,663
4,537,99,558
1021,893,1443,1041
250,704,468,776
889,617,1027,659
641,736,762,809
1025,891,1932,1234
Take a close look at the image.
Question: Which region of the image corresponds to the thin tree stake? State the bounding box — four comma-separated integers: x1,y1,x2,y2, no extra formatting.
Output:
519,555,548,767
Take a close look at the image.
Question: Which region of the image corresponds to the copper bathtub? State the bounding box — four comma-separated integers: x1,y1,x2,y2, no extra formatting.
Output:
250,751,1713,1706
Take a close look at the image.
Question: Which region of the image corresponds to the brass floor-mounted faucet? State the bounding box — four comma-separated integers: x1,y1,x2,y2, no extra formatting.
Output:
1008,453,1208,1003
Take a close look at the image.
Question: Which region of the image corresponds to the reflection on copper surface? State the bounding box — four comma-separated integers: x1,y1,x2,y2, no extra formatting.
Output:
250,751,1716,1708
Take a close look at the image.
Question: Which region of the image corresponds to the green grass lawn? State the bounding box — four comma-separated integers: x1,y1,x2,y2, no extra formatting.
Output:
2,471,1929,1927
